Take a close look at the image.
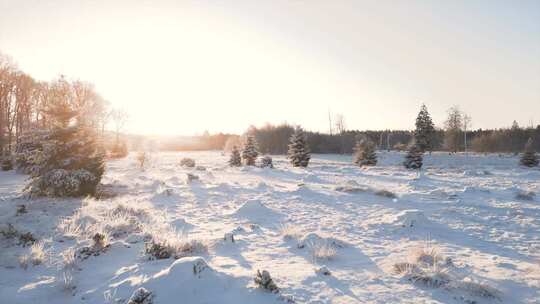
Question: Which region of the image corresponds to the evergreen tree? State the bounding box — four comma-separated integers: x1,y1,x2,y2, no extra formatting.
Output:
414,104,436,152
25,98,105,197
353,138,377,167
403,142,424,169
287,126,311,167
229,145,241,167
241,135,259,166
520,138,539,167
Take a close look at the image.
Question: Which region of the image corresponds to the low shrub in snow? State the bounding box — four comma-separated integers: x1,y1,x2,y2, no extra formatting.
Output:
180,157,196,168
128,287,154,304
254,270,279,293
77,232,110,259
515,190,535,201
144,233,207,260
23,240,48,266
16,204,27,216
223,233,235,243
0,223,36,246
374,189,397,199
393,243,500,300
309,241,337,262
260,156,273,168
186,173,199,183
279,223,303,241
315,266,331,276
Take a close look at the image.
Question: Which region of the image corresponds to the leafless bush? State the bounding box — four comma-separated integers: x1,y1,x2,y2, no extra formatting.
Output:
180,157,196,168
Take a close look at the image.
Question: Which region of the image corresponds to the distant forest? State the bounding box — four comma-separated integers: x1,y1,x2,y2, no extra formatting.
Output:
156,122,540,155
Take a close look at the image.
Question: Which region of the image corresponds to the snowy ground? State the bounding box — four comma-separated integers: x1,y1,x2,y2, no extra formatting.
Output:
1,151,539,304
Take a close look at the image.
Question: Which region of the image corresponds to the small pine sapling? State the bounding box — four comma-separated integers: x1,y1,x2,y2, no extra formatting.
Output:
520,138,539,167
353,138,377,167
229,146,241,167
242,135,259,166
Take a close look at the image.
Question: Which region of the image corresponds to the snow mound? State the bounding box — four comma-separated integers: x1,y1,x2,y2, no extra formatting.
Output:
384,210,430,228
297,232,345,249
231,199,282,223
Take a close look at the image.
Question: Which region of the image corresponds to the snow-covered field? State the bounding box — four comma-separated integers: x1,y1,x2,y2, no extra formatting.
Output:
1,151,539,304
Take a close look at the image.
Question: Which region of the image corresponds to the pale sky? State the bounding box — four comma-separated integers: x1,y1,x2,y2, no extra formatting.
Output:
1,0,539,135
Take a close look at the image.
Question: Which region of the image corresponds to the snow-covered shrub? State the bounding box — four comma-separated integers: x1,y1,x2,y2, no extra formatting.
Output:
393,243,500,299
353,138,377,167
279,223,303,241
287,127,310,167
242,135,259,166
254,270,279,293
315,266,331,276
223,233,235,243
23,119,105,198
28,240,48,266
16,204,27,216
144,231,207,260
128,287,154,304
404,143,423,169
77,232,110,259
260,155,273,168
180,157,196,167
309,241,337,262
228,146,241,167
520,138,539,167
186,173,199,183
374,189,397,198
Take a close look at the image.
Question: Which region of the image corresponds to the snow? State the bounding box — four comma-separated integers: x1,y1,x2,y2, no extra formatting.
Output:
1,151,539,304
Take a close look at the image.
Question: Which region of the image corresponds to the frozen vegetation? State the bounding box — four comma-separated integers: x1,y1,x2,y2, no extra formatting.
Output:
0,151,539,303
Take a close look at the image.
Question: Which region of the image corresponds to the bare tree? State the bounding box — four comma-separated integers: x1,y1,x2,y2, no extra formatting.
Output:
111,108,129,146
334,113,347,154
444,106,463,153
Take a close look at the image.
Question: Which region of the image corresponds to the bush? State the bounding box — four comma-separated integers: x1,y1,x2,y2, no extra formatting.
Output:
260,156,273,168
254,270,279,293
128,287,154,304
180,157,196,168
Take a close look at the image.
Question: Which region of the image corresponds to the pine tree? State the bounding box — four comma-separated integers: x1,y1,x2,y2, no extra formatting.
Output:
25,99,105,197
287,126,311,167
241,135,259,166
229,145,241,167
404,142,424,169
520,138,539,167
353,138,377,167
414,104,436,152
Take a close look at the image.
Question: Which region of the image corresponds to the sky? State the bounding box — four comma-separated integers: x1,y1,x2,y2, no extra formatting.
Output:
1,0,539,135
